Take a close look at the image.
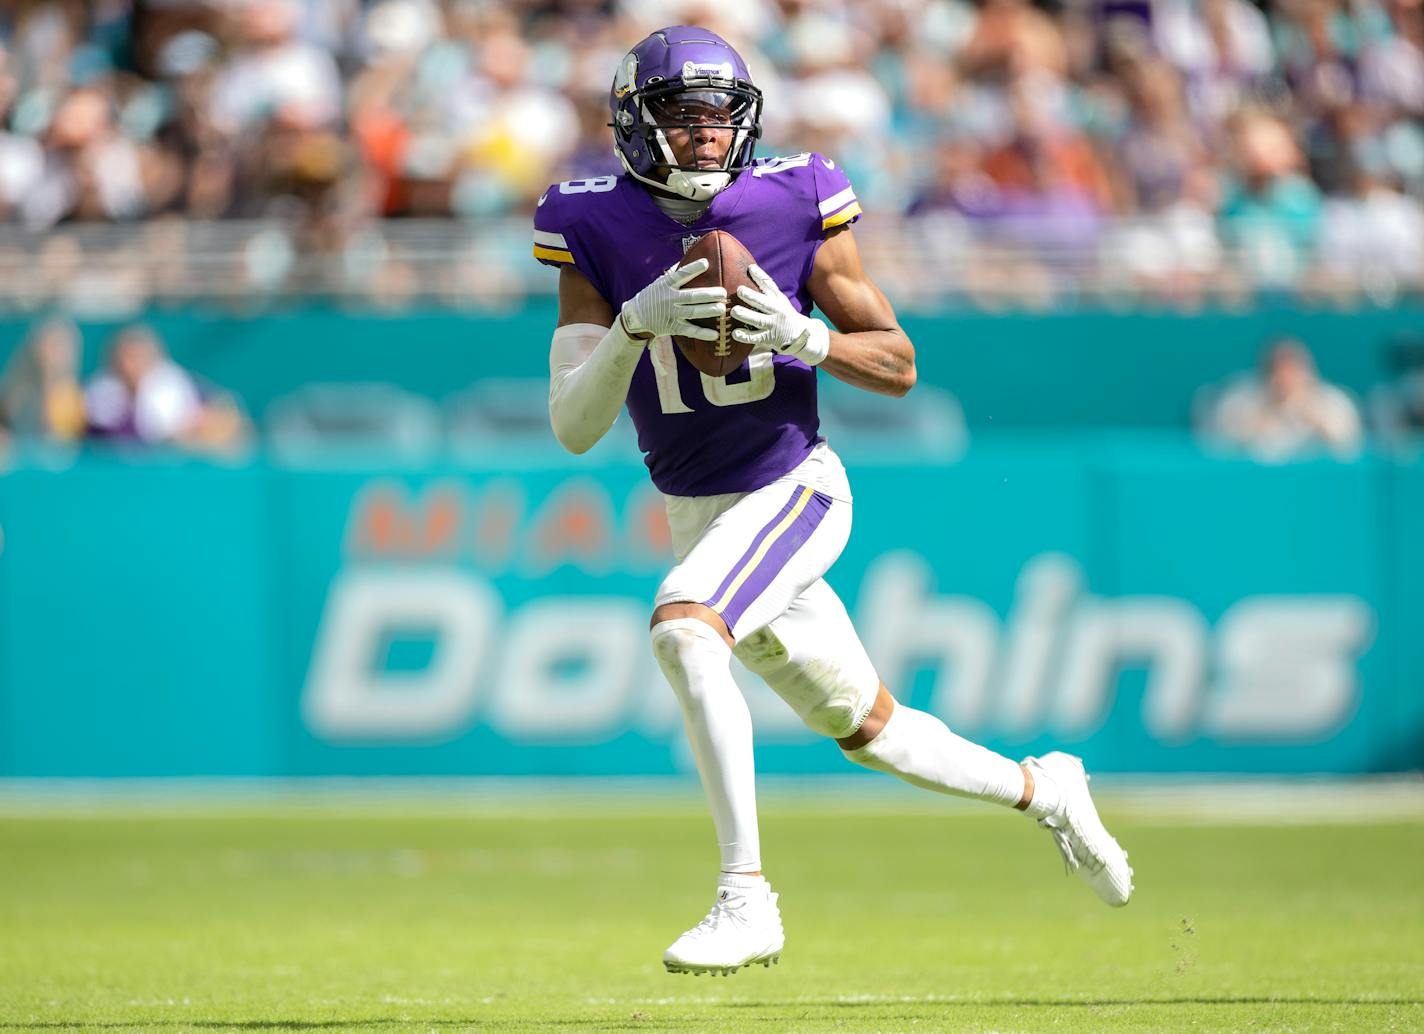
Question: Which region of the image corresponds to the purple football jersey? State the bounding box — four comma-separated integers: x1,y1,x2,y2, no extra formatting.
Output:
533,152,862,497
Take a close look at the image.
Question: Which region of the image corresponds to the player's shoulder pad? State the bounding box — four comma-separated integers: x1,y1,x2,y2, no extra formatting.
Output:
749,151,862,236
531,174,622,269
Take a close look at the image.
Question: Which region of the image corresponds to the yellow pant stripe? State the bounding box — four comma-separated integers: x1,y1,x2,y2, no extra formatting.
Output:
708,486,815,614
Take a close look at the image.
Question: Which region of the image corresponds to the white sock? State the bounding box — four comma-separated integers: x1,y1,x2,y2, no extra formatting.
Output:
1022,765,1064,820
843,703,1026,808
651,618,761,873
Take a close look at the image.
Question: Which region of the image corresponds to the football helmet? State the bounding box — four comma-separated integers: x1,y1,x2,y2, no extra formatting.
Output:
610,26,763,202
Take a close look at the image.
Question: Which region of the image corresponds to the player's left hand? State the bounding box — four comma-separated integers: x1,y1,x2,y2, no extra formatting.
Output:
730,265,830,367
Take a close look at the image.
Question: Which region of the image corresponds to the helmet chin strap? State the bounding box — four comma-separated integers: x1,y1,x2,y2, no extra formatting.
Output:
665,169,732,200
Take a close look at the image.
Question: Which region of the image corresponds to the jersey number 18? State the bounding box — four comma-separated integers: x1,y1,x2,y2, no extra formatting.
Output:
649,339,775,413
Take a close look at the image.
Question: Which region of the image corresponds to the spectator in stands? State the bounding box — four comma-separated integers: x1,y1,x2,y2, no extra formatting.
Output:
208,0,341,137
25,85,151,228
1318,167,1424,293
981,71,1115,236
1154,0,1274,126
1197,337,1364,459
0,316,85,448
960,0,1069,82
1218,111,1325,286
1099,56,1224,296
154,29,238,219
448,16,581,216
1361,0,1424,117
0,41,44,224
1116,58,1207,215
84,324,249,454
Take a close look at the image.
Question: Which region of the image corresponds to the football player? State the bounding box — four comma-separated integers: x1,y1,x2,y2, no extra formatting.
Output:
535,26,1133,976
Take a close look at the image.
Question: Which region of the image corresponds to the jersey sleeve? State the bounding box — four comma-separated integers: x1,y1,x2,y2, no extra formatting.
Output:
809,154,862,235
532,187,578,268
531,178,618,302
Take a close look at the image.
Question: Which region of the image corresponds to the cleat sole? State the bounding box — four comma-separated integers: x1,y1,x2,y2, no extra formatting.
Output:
663,951,782,977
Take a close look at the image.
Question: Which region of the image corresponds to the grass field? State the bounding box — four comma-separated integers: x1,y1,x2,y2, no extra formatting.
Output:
2,785,1422,1033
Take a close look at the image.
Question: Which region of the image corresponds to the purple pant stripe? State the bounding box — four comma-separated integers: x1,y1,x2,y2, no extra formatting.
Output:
712,489,833,630
702,485,805,608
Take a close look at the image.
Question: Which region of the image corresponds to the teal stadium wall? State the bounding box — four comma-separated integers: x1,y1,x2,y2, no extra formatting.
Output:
2,305,1423,777
3,302,1421,427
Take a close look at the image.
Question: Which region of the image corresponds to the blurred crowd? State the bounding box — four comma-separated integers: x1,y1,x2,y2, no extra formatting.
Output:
0,317,249,454
0,0,1420,304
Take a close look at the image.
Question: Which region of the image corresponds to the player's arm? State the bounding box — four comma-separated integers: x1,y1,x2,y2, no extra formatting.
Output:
547,262,724,454
730,226,915,398
557,263,616,329
547,266,637,456
805,226,915,397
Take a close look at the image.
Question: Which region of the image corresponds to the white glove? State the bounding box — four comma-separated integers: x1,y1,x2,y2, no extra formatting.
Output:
619,258,727,341
730,264,830,366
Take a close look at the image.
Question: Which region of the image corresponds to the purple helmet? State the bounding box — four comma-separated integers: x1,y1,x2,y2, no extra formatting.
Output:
609,26,763,201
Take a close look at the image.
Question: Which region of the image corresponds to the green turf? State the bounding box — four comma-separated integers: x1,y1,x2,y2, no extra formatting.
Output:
1,796,1421,1033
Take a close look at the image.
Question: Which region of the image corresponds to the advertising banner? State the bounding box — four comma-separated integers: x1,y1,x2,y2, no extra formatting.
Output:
1,441,1415,776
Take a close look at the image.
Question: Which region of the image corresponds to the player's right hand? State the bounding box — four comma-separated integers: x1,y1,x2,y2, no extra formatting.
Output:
618,259,726,342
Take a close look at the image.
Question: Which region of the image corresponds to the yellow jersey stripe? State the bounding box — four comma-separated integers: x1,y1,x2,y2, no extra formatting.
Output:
708,486,815,614
533,244,575,264
821,202,863,231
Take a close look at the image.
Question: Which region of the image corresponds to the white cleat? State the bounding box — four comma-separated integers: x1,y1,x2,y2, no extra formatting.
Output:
663,876,785,976
1024,752,1134,907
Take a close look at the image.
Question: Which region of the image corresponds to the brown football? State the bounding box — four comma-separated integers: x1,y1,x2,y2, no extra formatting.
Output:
673,229,758,378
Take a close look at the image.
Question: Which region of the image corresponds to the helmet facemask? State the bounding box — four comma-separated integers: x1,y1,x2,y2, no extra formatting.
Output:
613,75,763,201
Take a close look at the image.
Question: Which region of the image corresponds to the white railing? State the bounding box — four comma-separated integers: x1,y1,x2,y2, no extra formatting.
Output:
0,215,1416,315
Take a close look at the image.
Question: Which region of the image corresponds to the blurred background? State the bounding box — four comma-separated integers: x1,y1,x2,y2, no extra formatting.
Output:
0,0,1421,780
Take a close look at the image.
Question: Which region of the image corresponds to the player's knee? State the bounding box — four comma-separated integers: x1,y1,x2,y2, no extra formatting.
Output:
651,617,712,665
734,626,872,740
802,698,865,739
650,617,730,709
